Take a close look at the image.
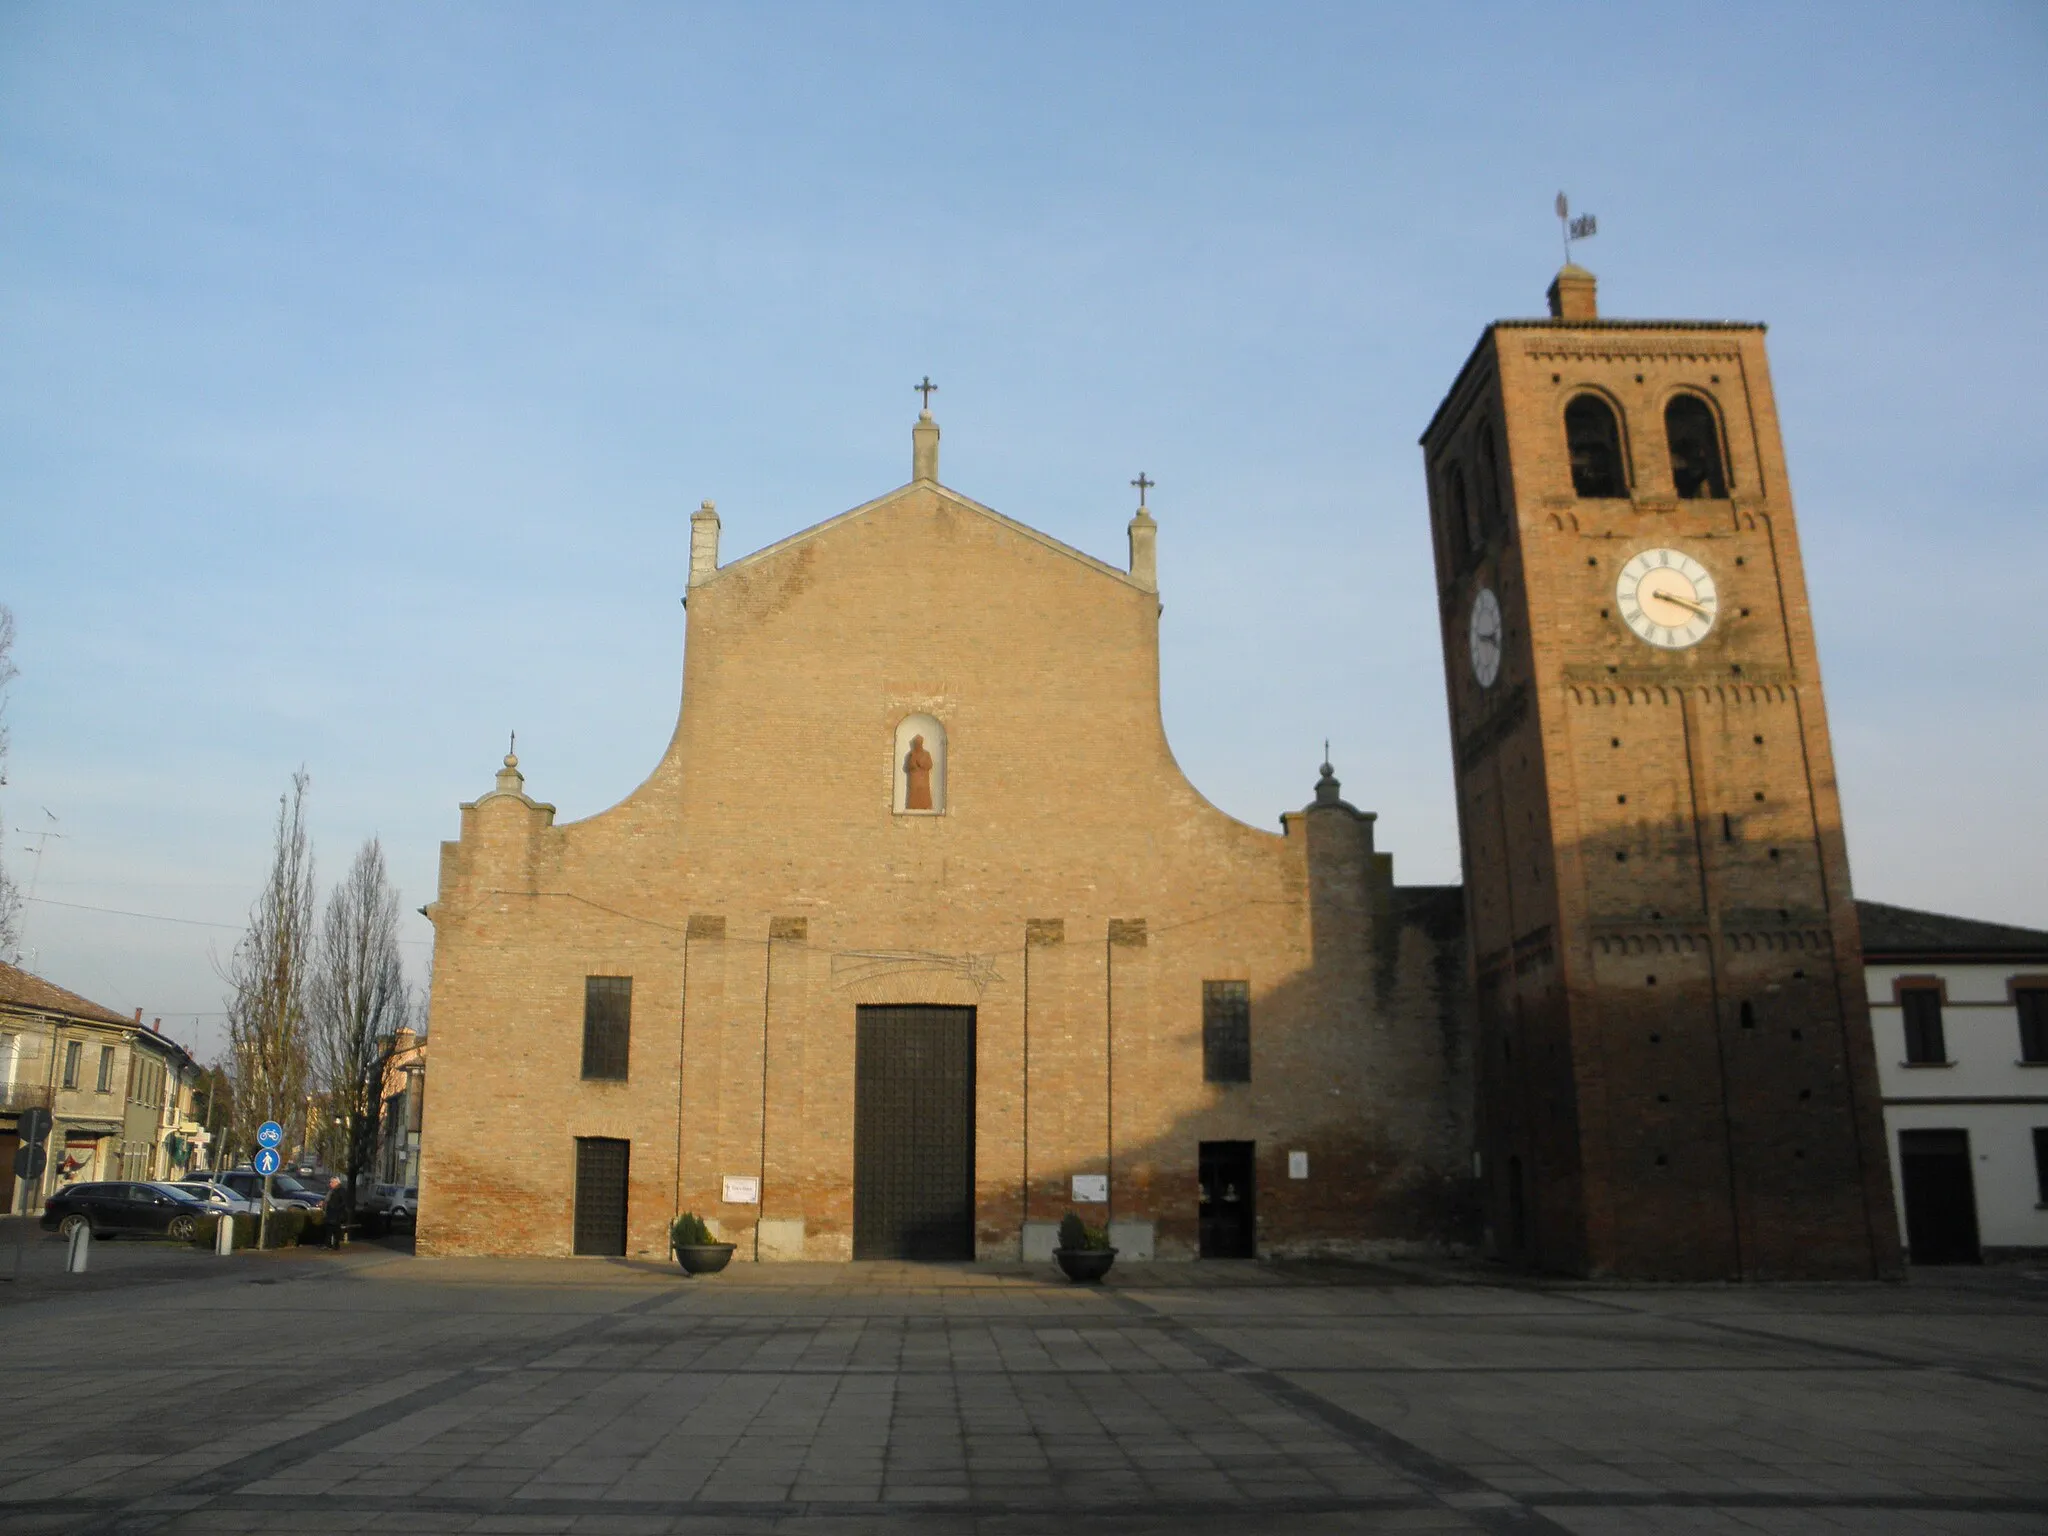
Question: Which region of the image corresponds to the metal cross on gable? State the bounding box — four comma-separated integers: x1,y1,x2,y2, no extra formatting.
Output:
915,375,938,408
1131,472,1154,507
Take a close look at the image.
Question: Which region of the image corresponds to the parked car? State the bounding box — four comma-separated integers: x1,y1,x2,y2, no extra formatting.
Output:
42,1182,212,1241
167,1180,257,1215
211,1168,324,1210
360,1184,417,1230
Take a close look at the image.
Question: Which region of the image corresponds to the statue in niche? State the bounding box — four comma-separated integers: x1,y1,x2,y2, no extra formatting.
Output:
893,712,945,813
903,735,934,811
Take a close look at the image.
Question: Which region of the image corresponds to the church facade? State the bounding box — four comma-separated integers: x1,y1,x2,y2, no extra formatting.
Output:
419,409,1475,1261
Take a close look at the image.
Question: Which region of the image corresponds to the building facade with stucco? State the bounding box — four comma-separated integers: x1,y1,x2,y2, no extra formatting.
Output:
420,409,1476,1262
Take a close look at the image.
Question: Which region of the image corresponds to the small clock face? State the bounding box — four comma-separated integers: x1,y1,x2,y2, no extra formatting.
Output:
1617,548,1718,649
1468,587,1503,687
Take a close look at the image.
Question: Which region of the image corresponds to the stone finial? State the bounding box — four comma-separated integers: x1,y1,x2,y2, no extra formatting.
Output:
495,737,525,795
912,410,940,483
689,500,721,586
1314,753,1345,807
1128,507,1157,592
1547,263,1598,321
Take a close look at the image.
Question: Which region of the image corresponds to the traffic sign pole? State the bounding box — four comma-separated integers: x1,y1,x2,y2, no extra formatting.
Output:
253,1141,282,1249
8,1107,56,1284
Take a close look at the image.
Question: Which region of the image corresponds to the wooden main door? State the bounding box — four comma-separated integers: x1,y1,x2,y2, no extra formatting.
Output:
853,1005,975,1260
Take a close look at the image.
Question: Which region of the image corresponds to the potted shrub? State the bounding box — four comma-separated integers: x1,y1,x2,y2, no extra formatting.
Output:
671,1212,737,1276
1053,1211,1117,1282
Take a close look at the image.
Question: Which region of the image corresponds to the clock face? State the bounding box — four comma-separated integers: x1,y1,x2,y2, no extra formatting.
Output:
1616,548,1718,649
1468,587,1503,687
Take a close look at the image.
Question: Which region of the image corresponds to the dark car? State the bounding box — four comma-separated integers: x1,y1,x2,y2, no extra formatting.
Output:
211,1168,323,1209
42,1182,211,1242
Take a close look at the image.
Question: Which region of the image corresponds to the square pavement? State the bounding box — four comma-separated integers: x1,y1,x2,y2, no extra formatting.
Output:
2,1242,2044,1533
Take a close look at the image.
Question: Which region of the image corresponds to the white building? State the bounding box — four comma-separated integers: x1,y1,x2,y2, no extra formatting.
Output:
1861,901,2048,1263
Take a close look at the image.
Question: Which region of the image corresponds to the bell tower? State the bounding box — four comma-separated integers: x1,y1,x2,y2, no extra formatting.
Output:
1420,266,1901,1278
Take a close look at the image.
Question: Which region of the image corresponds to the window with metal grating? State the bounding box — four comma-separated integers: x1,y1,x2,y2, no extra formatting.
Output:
582,976,632,1080
1203,980,1251,1084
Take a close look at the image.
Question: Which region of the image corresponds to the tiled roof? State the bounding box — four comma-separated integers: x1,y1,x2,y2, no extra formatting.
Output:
0,959,134,1027
1857,900,2048,962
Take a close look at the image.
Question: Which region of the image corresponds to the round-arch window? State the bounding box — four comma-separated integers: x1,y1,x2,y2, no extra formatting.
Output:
1564,395,1628,498
1665,395,1728,499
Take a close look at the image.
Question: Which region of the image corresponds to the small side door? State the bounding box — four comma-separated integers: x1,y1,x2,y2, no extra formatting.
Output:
1899,1129,1982,1265
1198,1141,1257,1258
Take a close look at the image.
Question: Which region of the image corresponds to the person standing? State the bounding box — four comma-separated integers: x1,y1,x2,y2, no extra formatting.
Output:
322,1175,351,1250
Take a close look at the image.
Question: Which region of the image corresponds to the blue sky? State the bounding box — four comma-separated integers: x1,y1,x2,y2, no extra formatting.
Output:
3,4,2043,1062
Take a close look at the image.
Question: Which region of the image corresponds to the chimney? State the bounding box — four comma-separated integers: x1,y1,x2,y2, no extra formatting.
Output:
1547,264,1598,321
689,500,721,585
133,1008,142,1024
151,1017,161,1033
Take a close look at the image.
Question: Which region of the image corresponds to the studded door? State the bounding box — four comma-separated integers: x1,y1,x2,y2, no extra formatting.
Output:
853,1005,976,1260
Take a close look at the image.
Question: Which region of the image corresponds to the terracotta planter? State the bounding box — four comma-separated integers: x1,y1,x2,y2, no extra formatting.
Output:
1054,1246,1118,1283
675,1242,737,1276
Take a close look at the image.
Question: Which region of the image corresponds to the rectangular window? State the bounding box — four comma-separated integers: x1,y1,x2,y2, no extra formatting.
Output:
581,976,633,1081
1202,980,1251,1083
2018,987,2048,1064
62,1040,82,1089
1901,987,1946,1064
2034,1128,2048,1205
97,1046,116,1092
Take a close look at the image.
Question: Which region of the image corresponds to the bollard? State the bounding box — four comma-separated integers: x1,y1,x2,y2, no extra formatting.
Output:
215,1213,235,1256
65,1222,91,1274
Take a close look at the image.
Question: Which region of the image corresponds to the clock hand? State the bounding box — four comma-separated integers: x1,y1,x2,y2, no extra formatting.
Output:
1647,587,1713,619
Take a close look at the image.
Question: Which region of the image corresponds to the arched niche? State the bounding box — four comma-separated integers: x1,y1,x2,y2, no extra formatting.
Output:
893,714,947,815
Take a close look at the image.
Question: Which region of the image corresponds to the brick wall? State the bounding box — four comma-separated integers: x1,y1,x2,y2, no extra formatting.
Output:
1422,281,1903,1279
422,473,1475,1260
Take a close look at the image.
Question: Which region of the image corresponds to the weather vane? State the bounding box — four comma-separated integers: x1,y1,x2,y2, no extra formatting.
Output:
915,375,938,409
1131,472,1154,508
1555,192,1598,263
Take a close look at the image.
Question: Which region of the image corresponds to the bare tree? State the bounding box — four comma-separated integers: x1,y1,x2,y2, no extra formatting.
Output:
0,605,19,956
309,836,411,1198
223,769,316,1158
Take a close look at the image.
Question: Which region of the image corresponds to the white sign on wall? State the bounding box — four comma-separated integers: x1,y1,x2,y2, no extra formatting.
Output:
1070,1174,1108,1204
722,1175,761,1205
1288,1151,1309,1180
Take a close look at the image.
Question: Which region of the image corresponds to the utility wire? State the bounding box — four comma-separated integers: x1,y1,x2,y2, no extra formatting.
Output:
24,894,431,945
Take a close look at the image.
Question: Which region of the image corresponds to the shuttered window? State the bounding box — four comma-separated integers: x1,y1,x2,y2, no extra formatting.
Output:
1203,980,1251,1083
1901,987,1946,1065
581,976,632,1080
2017,987,2048,1064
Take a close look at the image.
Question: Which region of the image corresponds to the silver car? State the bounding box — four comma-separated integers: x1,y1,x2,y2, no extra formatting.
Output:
166,1180,257,1215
